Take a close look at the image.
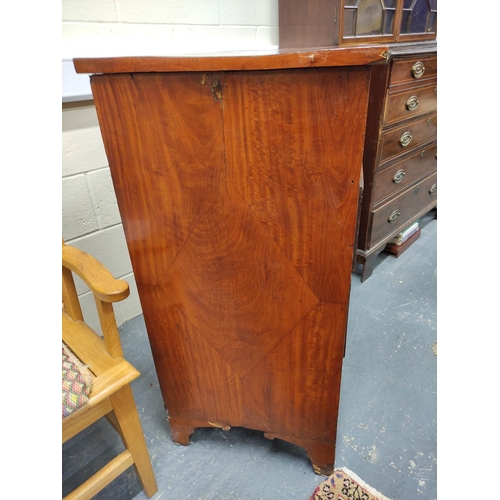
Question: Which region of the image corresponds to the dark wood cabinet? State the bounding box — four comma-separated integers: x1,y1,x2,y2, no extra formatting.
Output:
279,1,437,281
356,44,437,280
73,48,387,474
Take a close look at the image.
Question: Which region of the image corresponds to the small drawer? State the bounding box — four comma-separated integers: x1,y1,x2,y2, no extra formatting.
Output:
384,83,437,126
379,114,437,165
390,56,437,87
370,172,437,246
374,144,437,205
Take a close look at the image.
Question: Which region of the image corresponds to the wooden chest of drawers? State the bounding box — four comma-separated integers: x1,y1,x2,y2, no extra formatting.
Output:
73,48,387,475
355,43,437,281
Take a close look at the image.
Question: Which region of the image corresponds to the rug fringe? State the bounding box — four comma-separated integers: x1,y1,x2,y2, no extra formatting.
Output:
338,468,393,500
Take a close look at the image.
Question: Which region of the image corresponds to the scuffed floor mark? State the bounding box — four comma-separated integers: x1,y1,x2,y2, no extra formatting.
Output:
431,342,437,356
368,445,378,463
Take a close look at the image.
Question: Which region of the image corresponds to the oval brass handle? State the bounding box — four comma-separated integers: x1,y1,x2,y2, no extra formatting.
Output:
429,183,437,195
388,210,400,223
405,95,419,111
412,61,425,79
393,169,406,183
400,131,412,147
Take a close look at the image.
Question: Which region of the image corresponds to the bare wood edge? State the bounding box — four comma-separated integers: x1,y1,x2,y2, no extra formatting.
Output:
73,45,389,74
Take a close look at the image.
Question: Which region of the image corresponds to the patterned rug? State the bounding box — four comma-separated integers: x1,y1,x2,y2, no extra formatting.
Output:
309,468,392,500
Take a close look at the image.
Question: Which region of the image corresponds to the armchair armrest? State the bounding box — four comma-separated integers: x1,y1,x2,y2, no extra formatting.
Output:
62,243,130,303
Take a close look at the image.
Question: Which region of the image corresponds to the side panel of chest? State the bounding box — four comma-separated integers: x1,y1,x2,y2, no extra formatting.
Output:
90,66,372,473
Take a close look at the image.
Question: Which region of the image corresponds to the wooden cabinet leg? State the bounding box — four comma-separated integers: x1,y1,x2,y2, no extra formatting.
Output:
264,432,335,476
360,254,377,282
167,416,197,445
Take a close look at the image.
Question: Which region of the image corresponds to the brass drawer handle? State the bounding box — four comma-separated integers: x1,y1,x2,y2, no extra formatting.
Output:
429,183,437,195
393,169,406,183
388,210,400,223
412,61,425,79
400,131,412,147
405,95,419,111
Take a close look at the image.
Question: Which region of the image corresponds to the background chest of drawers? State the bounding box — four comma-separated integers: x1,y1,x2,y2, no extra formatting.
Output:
355,43,437,281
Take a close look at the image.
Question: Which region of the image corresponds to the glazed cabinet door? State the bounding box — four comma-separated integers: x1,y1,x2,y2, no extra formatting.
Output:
399,0,437,39
279,0,437,48
340,0,437,44
342,0,399,42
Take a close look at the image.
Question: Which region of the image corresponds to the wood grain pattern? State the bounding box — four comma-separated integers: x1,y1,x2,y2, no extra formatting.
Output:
224,67,370,304
90,73,225,285
136,283,245,427
74,47,388,75
243,303,347,443
160,179,319,378
86,55,374,474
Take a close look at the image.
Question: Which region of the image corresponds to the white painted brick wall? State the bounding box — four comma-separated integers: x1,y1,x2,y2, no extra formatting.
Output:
62,0,278,327
117,0,221,25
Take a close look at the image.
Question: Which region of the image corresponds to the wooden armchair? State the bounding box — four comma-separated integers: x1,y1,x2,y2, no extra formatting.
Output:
62,241,157,499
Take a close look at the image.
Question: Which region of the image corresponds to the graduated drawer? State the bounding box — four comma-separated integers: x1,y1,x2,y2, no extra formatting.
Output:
379,114,437,165
370,172,437,246
390,56,437,87
374,143,437,205
384,83,437,126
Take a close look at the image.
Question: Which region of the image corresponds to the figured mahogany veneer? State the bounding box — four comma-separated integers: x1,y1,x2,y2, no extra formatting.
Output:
74,48,387,474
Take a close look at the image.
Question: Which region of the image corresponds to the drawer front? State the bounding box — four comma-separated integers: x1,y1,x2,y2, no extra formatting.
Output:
385,83,437,126
390,56,437,86
379,114,437,164
374,143,437,205
370,172,437,246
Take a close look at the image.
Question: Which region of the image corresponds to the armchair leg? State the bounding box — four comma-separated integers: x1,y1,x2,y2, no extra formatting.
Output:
109,386,158,498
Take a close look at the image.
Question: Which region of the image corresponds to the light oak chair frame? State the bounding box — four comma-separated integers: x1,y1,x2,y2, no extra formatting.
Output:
62,242,157,499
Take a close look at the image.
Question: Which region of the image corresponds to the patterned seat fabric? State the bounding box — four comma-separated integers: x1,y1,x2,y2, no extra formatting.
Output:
62,343,92,419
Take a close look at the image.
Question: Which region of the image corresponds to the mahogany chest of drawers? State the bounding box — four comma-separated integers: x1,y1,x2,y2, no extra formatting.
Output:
355,43,437,281
73,47,387,475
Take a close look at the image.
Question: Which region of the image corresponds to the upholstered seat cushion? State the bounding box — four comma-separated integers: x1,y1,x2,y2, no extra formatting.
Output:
62,343,92,419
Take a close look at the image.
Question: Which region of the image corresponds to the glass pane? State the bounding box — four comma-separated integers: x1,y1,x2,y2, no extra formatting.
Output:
428,11,437,32
383,9,395,34
401,0,433,34
356,0,384,36
344,0,358,6
401,10,411,32
343,9,357,36
383,0,397,8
